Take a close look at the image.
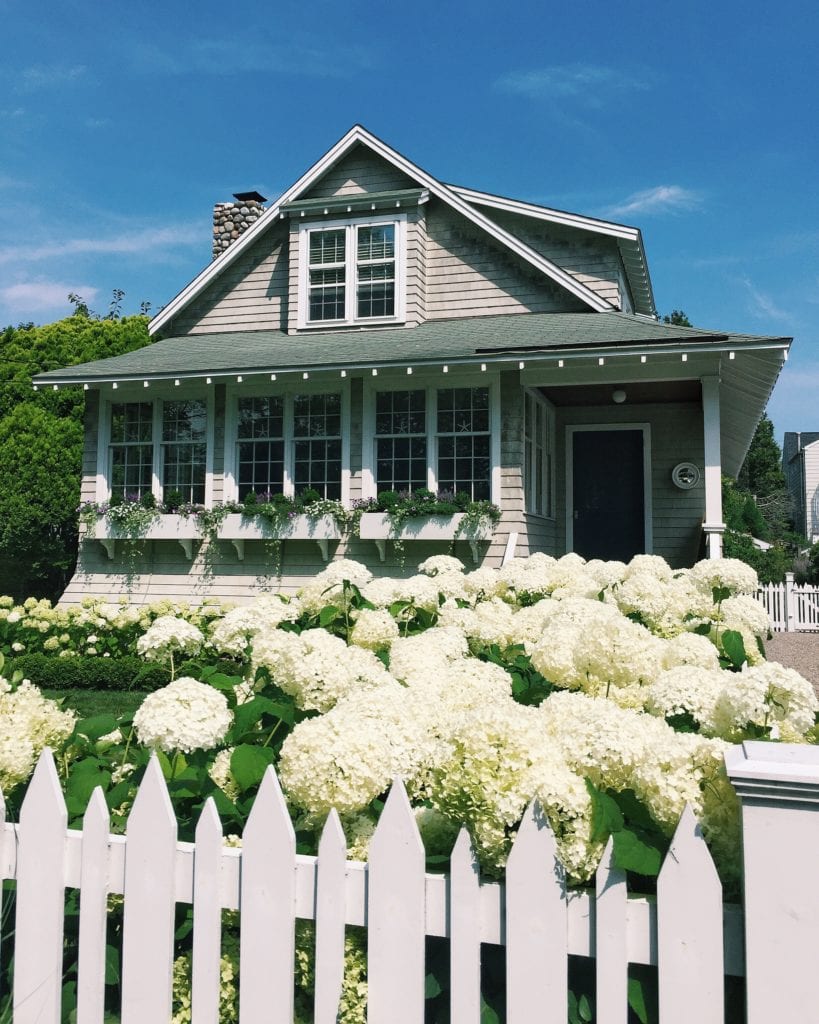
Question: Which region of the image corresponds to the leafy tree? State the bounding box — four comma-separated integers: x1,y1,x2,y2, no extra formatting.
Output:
737,414,786,497
0,302,153,600
661,310,692,327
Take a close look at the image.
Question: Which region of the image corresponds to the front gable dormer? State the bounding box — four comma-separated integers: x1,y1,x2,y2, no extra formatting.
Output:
152,125,647,339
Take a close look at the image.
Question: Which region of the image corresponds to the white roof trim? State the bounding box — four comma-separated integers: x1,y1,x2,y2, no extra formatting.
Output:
449,185,641,240
150,126,612,336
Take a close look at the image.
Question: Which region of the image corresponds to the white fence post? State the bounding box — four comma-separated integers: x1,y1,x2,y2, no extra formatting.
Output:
725,742,819,1024
784,571,796,631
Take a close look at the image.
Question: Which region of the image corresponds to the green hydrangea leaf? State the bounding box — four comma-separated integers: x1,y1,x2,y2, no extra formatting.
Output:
230,744,277,792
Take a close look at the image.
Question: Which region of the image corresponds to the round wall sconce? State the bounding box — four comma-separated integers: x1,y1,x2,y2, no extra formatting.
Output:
612,389,627,404
671,462,701,489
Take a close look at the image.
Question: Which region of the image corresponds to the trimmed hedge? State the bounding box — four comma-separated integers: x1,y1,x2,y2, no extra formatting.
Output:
8,654,170,693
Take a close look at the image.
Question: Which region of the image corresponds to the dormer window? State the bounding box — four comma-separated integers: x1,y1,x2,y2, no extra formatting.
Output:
298,214,405,328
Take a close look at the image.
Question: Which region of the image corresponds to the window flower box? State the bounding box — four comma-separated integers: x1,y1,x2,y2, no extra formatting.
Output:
216,513,342,562
358,512,493,563
85,515,202,561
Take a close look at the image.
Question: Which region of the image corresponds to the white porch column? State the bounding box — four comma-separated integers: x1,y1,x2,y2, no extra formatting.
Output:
725,742,819,1024
700,375,725,559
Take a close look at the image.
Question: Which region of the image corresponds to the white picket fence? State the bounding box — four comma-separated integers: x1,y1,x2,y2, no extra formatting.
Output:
757,572,819,631
2,742,819,1023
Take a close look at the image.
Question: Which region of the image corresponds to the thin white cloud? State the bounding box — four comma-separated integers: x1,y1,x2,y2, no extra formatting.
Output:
16,64,87,93
0,223,205,265
132,38,372,78
0,281,99,315
739,277,795,325
604,185,703,218
496,64,649,104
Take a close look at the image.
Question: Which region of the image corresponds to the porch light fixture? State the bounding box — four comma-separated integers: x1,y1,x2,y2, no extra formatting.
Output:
174,379,181,386
519,361,525,369
442,365,448,373
641,355,647,363
53,384,59,391
372,368,378,376
206,377,212,385
302,372,309,380
237,375,243,383
112,383,118,390
598,357,605,366
681,354,688,362
406,367,413,375
612,389,627,404
480,363,486,372
143,381,149,388
340,370,347,378
83,384,89,391
270,374,277,381
558,360,564,368
672,463,701,489
729,351,736,360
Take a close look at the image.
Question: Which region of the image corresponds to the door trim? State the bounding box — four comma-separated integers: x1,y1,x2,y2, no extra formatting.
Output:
565,423,653,556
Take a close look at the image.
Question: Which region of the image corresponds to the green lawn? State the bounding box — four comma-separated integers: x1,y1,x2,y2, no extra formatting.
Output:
44,690,146,719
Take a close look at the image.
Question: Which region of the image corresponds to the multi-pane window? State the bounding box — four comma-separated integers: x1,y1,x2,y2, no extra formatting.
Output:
301,217,403,326
162,400,207,504
308,229,346,322
370,385,493,501
356,225,395,318
436,388,491,501
374,390,427,492
106,398,209,504
236,396,285,499
523,390,555,517
293,393,342,499
109,402,153,501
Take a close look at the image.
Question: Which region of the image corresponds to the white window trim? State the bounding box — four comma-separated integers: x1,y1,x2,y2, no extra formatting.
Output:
565,422,653,554
296,213,407,329
223,381,351,504
95,386,215,506
523,388,556,520
361,372,501,504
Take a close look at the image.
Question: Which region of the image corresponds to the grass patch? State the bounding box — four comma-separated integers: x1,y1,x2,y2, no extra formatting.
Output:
44,689,146,719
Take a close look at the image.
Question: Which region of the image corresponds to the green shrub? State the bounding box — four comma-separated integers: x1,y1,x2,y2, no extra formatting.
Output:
8,654,170,692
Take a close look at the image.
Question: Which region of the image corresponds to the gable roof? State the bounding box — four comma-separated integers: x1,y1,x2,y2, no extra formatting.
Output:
149,126,623,337
448,185,654,315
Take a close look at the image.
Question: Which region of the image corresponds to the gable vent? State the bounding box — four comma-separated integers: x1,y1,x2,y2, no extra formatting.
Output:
212,191,267,260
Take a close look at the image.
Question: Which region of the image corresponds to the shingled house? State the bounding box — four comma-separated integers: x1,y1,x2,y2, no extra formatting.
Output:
35,126,791,604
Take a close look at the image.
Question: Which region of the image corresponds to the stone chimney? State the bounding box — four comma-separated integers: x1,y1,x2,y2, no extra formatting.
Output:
212,191,267,259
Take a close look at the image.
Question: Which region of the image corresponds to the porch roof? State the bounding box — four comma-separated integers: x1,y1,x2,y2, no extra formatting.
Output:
32,311,789,386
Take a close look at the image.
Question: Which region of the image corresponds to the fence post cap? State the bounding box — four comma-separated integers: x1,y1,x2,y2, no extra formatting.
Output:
725,741,819,804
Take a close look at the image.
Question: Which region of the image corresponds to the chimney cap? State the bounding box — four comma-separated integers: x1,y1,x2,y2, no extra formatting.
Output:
233,190,266,203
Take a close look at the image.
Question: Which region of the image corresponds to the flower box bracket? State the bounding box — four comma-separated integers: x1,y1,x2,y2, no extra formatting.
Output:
87,515,202,561
217,514,341,563
359,513,491,564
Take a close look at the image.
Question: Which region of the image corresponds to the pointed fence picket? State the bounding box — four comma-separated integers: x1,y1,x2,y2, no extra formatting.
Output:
757,576,819,631
0,749,767,1024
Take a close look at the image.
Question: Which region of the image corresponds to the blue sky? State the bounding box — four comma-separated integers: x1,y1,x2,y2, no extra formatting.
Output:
2,0,817,442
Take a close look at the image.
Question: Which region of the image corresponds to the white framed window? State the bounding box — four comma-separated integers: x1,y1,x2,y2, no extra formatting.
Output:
97,392,213,505
523,389,555,518
297,214,406,328
363,375,501,503
225,383,350,503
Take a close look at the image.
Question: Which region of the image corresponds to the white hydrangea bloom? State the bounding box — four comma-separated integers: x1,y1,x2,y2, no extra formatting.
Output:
253,627,392,712
461,566,506,603
137,616,204,664
711,661,817,741
584,559,628,590
624,554,674,581
644,666,725,727
388,627,468,685
349,608,400,651
417,554,465,577
689,558,759,597
279,682,418,816
660,630,721,671
530,598,663,697
0,678,76,792
208,597,299,658
209,748,239,801
298,560,373,614
133,677,232,754
437,597,518,648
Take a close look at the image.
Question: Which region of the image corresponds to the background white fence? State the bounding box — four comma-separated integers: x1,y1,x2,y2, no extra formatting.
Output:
757,572,819,631
2,742,819,1023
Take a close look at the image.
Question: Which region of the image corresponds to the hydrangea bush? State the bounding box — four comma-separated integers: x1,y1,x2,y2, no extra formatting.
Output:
0,553,816,1023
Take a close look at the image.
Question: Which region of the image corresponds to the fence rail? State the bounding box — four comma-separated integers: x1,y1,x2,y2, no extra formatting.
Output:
757,573,819,631
2,744,819,1023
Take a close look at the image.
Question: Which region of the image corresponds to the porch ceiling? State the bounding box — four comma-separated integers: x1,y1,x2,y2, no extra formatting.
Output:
540,380,702,406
